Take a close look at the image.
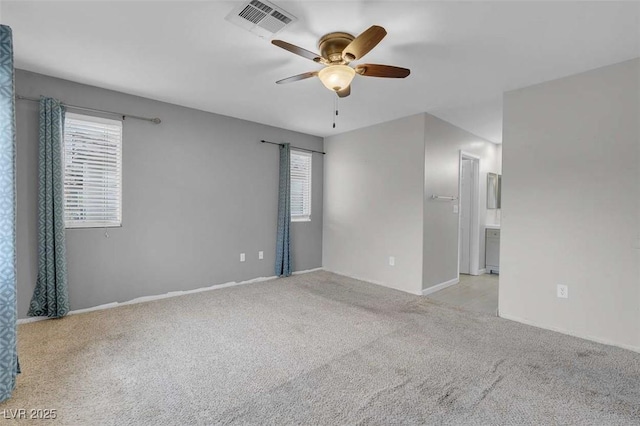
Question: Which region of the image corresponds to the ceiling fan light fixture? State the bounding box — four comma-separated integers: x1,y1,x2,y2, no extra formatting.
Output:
318,65,355,92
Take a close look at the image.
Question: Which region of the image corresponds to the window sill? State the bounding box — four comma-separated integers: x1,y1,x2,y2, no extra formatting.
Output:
291,217,311,223
66,223,122,229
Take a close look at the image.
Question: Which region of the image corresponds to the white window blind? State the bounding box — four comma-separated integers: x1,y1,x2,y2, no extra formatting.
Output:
290,150,312,221
63,112,122,228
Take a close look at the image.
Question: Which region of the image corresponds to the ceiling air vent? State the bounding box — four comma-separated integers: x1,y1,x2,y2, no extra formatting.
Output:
225,0,297,39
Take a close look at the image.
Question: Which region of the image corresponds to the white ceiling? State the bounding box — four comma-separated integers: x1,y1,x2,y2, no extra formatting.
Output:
2,1,639,143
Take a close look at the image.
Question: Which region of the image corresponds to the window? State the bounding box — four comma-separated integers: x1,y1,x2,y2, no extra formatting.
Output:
290,150,312,221
63,113,122,228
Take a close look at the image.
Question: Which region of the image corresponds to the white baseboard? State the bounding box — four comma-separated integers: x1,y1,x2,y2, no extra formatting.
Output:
499,312,640,354
477,268,487,275
17,267,323,325
292,267,323,275
422,277,459,296
323,268,423,296
16,316,50,324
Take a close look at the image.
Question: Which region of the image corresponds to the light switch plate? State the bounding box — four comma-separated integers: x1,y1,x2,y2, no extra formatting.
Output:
240,253,246,262
258,251,264,260
389,256,395,266
453,205,459,214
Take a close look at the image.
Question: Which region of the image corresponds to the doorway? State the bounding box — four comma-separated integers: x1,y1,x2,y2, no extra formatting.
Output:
458,151,480,276
426,150,499,317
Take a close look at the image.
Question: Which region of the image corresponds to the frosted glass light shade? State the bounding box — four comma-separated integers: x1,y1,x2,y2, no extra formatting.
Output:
318,65,356,92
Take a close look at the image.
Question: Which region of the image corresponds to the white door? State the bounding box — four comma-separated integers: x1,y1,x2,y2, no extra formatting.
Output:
459,159,474,274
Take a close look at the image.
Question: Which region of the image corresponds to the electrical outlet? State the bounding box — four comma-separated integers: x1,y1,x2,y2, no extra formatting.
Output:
258,251,264,260
557,284,568,299
240,253,245,262
389,256,395,266
453,204,459,214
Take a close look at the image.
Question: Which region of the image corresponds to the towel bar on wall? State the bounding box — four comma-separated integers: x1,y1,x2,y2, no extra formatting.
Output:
430,195,458,201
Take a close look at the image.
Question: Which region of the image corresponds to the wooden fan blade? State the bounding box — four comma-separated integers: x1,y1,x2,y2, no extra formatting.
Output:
337,85,351,98
355,64,410,78
276,72,318,84
272,40,324,63
342,25,387,62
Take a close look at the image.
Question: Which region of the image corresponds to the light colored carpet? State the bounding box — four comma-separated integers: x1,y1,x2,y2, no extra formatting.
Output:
2,270,639,425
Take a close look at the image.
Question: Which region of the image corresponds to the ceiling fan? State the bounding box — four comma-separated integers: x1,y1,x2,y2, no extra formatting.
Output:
272,25,410,98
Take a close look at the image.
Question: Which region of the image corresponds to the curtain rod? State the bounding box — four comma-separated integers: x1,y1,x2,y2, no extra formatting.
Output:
260,140,325,155
16,95,161,124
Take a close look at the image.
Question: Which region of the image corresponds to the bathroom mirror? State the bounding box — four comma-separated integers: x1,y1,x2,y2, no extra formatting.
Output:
487,173,501,209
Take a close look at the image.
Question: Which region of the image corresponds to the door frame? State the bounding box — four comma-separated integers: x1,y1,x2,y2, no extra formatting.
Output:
457,150,481,277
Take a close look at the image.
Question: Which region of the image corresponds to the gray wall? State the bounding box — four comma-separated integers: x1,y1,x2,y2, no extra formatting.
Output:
423,114,501,290
500,58,639,351
323,114,425,295
16,70,323,318
323,112,500,295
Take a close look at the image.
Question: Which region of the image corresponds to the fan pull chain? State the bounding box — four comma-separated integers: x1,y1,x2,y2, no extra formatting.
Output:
333,94,339,129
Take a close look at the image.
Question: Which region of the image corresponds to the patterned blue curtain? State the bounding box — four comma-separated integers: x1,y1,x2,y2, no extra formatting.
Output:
275,143,291,277
27,98,69,318
0,24,19,403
